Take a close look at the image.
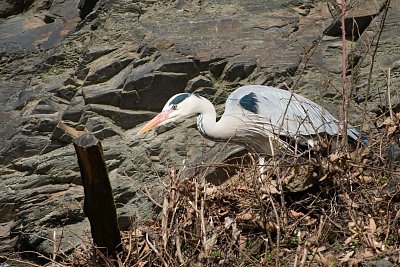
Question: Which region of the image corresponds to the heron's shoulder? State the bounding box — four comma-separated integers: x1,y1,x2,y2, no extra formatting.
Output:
238,91,259,113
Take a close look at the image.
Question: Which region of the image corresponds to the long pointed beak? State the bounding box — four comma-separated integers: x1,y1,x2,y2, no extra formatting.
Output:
137,110,172,136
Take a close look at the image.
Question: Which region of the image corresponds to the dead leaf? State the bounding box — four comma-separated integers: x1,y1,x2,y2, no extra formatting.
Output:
355,248,374,259
138,260,149,267
305,218,318,226
328,152,341,162
373,240,383,250
348,258,362,267
368,216,377,233
315,252,335,267
344,233,357,245
388,125,397,135
289,210,305,218
339,193,360,208
205,187,217,195
340,250,354,263
132,228,143,237
260,183,280,195
350,147,370,160
360,175,373,183
379,116,395,128
237,186,253,192
224,217,234,228
319,173,328,181
238,212,253,221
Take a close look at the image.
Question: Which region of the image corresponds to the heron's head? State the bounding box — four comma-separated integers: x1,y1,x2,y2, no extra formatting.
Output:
137,93,199,135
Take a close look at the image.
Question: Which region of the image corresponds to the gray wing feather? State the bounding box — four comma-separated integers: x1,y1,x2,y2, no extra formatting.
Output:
224,85,341,137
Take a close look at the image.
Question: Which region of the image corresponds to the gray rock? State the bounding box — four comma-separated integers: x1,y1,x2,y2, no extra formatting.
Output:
0,81,26,152
129,71,192,110
367,259,394,267
186,75,214,93
0,203,16,223
138,44,157,58
80,47,118,67
122,51,199,109
34,115,59,133
82,84,121,106
119,90,140,109
86,104,155,130
181,144,249,185
0,0,81,53
123,61,156,92
31,98,60,115
50,126,75,144
85,115,122,139
13,87,45,111
222,55,257,82
62,94,85,122
0,221,18,255
0,0,31,18
388,143,400,167
51,85,80,101
1,134,49,164
84,48,138,85
153,52,198,76
209,59,228,78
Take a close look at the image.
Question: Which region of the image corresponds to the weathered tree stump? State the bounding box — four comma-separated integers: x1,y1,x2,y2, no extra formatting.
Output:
73,133,122,257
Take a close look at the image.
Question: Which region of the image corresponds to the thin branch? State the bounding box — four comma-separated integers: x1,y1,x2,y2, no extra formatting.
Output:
340,0,349,147
362,0,391,126
175,234,185,264
387,68,394,120
145,232,168,267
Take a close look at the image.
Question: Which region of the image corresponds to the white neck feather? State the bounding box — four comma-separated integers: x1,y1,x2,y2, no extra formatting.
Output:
192,96,234,141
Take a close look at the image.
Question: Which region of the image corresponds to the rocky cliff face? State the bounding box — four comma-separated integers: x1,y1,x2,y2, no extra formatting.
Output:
0,0,398,262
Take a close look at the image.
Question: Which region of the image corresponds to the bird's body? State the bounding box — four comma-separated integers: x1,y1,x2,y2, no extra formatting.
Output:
138,85,362,155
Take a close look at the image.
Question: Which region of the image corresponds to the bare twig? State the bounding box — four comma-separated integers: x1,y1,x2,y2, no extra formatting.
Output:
293,230,301,267
143,186,163,208
340,0,349,148
161,194,169,251
175,234,185,264
387,68,394,120
200,194,208,256
1,257,44,267
52,230,58,262
122,231,133,266
299,246,308,267
362,0,391,128
145,232,168,267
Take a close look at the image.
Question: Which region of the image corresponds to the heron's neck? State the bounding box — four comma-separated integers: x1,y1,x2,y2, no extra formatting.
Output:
195,97,230,141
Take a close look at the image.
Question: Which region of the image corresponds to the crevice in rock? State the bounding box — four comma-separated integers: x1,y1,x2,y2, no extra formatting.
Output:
43,14,55,24
78,0,100,19
0,0,35,19
324,15,376,41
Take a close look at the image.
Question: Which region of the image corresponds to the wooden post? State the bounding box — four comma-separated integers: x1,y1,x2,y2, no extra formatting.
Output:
73,133,122,257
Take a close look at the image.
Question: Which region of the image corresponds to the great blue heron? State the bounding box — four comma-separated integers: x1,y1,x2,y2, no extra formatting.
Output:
138,85,363,155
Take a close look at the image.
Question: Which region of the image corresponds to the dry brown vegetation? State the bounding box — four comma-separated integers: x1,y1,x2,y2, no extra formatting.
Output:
60,112,400,267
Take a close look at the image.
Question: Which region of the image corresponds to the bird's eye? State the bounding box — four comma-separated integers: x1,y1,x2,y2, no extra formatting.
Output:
172,104,178,110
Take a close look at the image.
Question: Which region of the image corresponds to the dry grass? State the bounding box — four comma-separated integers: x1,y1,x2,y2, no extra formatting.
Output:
2,117,399,267
59,113,400,267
